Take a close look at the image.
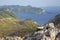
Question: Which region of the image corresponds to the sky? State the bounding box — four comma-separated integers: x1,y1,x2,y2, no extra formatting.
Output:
0,0,60,7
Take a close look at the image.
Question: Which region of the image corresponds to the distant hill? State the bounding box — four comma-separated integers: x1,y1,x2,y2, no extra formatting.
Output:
0,5,46,14
49,14,60,25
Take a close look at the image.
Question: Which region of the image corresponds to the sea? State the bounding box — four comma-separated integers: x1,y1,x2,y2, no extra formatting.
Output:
17,7,60,25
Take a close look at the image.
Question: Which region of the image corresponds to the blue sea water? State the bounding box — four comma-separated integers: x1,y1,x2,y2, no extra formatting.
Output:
16,7,60,25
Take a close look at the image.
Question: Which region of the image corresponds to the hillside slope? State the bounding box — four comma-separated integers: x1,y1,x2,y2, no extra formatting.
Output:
0,10,40,37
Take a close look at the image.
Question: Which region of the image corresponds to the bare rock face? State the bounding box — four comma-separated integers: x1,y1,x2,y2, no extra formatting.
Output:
45,23,60,40
24,22,60,40
23,26,45,40
24,32,44,40
0,36,23,40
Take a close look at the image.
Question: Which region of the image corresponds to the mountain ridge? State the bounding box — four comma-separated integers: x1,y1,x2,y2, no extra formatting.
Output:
0,5,47,14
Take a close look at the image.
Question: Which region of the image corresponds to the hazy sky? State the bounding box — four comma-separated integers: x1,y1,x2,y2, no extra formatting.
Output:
0,0,60,7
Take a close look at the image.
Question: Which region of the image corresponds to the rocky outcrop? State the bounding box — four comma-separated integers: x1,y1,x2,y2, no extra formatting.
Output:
24,22,60,40
0,36,23,40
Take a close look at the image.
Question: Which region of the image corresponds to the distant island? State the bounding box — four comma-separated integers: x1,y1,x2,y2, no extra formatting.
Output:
0,5,46,14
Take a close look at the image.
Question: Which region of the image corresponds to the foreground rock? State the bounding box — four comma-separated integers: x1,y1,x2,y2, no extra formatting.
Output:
0,36,23,40
24,22,60,40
